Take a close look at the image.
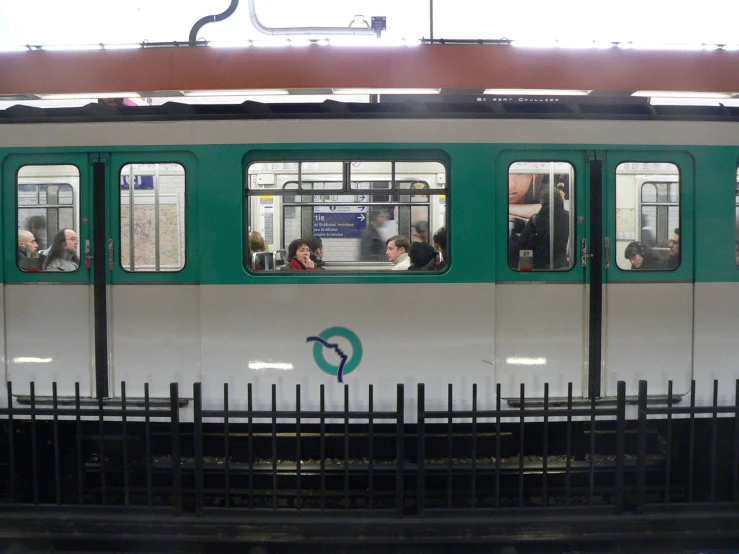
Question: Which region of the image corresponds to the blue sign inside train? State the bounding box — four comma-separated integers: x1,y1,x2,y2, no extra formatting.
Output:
312,211,367,238
120,175,154,190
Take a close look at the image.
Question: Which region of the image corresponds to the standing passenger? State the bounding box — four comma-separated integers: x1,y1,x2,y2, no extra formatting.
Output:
385,235,411,270
42,229,80,272
359,209,389,262
517,188,570,270
433,227,448,270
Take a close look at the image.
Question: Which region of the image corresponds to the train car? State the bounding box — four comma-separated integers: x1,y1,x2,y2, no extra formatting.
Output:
1,100,737,418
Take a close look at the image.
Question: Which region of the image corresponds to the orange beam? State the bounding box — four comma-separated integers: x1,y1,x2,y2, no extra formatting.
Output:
2,45,739,96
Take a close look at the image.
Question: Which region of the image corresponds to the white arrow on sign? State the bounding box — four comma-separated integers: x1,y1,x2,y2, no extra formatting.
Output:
357,214,366,222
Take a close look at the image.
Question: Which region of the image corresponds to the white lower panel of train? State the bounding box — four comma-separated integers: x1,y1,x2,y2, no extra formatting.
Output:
2,283,736,414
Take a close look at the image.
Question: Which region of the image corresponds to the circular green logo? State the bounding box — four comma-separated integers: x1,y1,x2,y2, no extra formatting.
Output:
306,327,363,383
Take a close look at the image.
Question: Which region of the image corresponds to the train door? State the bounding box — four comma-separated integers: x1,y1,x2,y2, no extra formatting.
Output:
2,153,94,397
496,152,589,398
104,153,199,398
601,153,694,396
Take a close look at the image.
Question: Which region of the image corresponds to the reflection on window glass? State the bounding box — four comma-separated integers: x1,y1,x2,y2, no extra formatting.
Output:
508,161,574,271
120,163,186,272
615,162,679,270
17,165,79,272
246,159,448,272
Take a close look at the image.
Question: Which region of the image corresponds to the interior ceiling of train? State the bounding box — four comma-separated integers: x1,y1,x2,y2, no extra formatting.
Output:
1,0,739,108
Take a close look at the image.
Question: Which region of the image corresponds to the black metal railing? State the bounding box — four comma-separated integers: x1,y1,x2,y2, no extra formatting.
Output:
1,380,738,516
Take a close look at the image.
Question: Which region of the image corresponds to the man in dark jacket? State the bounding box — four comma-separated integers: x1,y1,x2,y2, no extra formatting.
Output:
17,230,39,271
359,209,388,262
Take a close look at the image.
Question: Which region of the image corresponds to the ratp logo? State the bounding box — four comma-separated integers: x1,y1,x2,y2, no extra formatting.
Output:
307,327,363,383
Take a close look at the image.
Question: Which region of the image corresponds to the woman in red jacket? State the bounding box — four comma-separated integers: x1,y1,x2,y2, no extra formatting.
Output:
286,239,317,271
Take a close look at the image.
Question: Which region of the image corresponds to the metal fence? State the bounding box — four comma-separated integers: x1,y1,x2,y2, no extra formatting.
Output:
1,380,738,517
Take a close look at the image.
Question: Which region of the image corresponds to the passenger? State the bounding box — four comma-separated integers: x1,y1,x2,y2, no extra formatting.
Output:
517,188,570,270
25,215,47,251
433,226,448,271
284,239,316,271
412,221,429,243
508,173,542,220
385,235,411,270
42,228,80,272
307,236,326,270
359,209,389,262
17,230,38,271
408,242,437,271
663,228,680,269
248,231,267,270
624,241,662,270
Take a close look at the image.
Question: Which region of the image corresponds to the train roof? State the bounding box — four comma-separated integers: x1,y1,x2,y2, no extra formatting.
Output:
2,97,739,124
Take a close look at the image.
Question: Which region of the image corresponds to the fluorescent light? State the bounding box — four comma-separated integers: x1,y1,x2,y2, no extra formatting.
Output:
333,88,440,95
38,92,141,100
628,43,705,51
0,45,29,52
649,97,739,107
554,40,615,49
44,44,103,51
484,89,591,96
632,91,731,99
248,361,294,371
506,357,547,366
183,89,289,96
209,40,251,48
13,357,52,364
510,40,559,48
102,43,142,50
722,44,739,51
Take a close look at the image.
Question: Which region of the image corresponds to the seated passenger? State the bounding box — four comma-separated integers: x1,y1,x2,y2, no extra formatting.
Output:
307,236,326,270
408,242,436,271
284,239,316,271
248,231,267,270
663,228,680,269
42,228,80,272
433,226,448,270
386,235,411,270
624,241,661,270
517,188,569,270
17,230,38,271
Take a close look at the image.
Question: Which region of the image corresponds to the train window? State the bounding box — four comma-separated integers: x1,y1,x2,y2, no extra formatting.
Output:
615,162,680,270
246,159,448,272
508,161,574,271
736,171,739,268
17,165,80,273
119,163,186,272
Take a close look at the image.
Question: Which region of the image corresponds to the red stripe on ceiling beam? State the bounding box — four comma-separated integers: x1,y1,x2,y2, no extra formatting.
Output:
0,45,737,96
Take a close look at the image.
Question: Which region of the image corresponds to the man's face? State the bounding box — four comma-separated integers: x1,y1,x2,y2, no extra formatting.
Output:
386,240,404,262
669,234,680,257
20,235,38,252
64,230,79,253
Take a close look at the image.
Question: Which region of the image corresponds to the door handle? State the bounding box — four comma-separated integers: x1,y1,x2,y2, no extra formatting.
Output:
108,239,114,271
84,239,93,269
604,237,611,270
580,238,593,267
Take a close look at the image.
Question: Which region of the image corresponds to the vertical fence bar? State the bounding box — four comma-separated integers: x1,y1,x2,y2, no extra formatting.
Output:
472,383,478,508
6,382,15,504
98,386,106,506
319,385,325,511
588,392,596,506
518,383,524,508
193,382,203,516
368,385,374,511
30,382,38,505
636,380,648,514
542,383,549,508
710,380,718,502
396,384,404,518
688,380,696,503
665,381,673,505
121,382,129,507
170,383,182,515
75,383,84,505
447,384,453,509
344,385,349,510
495,384,501,509
296,384,301,510
417,383,425,516
615,381,626,514
565,383,572,507
145,383,152,508
224,383,231,509
52,382,61,505
271,384,277,510
248,383,253,510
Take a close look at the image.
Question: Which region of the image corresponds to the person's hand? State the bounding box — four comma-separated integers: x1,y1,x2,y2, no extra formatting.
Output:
303,256,315,269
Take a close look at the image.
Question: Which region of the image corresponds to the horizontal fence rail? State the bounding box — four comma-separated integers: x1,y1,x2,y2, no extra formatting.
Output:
0,380,738,517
